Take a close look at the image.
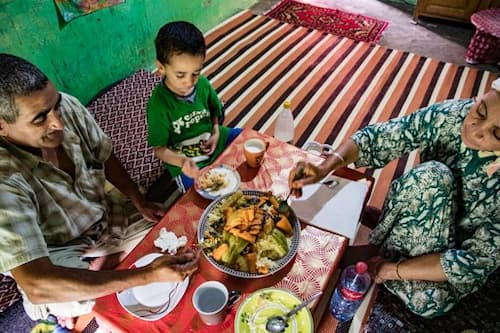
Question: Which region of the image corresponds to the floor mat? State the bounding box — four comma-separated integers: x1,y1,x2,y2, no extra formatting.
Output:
204,9,497,210
266,0,389,43
365,269,500,332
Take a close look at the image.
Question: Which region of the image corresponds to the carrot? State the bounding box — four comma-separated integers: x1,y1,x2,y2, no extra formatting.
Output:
276,216,293,235
212,243,229,262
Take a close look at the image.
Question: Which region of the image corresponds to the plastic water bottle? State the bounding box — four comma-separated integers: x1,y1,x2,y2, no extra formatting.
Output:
273,100,294,143
329,261,372,322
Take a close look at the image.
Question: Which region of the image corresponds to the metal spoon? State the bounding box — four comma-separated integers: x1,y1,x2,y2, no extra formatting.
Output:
277,166,306,214
277,192,292,214
265,292,322,332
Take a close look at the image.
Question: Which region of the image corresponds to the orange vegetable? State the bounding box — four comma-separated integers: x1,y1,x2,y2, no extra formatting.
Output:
212,243,229,262
246,252,257,273
276,216,293,235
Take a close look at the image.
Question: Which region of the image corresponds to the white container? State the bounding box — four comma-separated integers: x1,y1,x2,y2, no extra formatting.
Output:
273,100,294,144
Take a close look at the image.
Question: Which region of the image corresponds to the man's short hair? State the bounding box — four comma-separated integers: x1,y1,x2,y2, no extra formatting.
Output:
155,21,206,65
0,54,49,123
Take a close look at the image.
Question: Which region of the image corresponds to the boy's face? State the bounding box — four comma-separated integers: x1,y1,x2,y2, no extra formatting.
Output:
156,53,205,97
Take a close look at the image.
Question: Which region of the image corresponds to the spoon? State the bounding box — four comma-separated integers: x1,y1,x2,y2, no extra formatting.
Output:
277,166,306,214
265,292,322,332
277,191,292,214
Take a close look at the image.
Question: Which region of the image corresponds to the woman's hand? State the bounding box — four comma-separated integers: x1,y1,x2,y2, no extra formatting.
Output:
288,161,329,197
367,256,400,284
182,158,200,179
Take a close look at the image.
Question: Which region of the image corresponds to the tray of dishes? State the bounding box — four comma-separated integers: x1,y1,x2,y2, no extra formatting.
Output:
198,190,300,278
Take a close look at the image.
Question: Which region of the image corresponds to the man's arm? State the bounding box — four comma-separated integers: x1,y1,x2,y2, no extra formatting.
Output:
11,253,198,304
104,153,164,222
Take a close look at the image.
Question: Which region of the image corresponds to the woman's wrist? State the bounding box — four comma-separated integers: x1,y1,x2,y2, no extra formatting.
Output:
376,261,402,281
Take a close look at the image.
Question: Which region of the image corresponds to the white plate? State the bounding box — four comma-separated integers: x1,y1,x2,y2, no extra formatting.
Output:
195,164,241,200
116,253,189,321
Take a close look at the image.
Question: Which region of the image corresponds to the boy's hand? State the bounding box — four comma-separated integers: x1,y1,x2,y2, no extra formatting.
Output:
200,132,219,155
182,158,200,178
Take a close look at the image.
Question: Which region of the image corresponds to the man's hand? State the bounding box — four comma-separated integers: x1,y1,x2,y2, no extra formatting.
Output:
135,199,166,223
181,158,200,179
150,247,201,282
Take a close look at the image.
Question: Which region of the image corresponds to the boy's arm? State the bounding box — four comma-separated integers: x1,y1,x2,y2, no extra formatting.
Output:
153,147,199,178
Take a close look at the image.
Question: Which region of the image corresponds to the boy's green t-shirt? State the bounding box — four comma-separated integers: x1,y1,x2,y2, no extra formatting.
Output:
147,75,229,177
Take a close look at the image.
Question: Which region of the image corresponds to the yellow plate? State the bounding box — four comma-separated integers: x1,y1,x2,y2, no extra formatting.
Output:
235,288,314,333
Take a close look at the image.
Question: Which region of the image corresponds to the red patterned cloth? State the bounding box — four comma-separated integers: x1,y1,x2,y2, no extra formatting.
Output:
466,8,500,65
92,129,353,332
266,0,389,43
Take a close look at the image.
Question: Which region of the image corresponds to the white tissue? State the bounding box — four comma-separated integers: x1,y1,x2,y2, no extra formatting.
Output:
153,228,187,254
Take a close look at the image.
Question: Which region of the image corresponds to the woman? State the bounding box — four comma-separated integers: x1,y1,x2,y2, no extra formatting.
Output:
289,78,500,318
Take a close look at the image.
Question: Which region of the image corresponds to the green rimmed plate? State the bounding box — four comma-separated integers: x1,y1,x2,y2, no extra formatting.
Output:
235,288,314,333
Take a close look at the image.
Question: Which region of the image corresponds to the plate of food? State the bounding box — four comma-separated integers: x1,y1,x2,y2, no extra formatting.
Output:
195,165,241,200
198,190,300,278
235,288,313,333
116,253,189,321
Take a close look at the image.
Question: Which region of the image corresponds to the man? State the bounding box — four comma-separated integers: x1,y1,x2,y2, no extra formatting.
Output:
0,54,199,328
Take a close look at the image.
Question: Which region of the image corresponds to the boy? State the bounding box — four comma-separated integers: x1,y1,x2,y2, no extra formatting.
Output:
147,21,241,192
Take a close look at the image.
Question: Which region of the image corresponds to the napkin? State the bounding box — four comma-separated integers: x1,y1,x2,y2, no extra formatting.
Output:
290,176,370,244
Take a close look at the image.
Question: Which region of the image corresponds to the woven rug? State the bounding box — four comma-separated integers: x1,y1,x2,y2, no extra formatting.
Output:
266,0,389,43
205,9,498,211
365,269,500,332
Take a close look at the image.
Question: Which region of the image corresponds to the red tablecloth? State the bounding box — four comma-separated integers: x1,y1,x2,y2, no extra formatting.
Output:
92,129,349,332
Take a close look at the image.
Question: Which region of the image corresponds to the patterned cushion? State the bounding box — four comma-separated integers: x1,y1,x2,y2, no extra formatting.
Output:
86,69,164,189
0,274,21,313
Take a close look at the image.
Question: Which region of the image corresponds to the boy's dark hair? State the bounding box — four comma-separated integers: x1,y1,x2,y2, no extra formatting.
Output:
0,53,49,123
155,21,206,64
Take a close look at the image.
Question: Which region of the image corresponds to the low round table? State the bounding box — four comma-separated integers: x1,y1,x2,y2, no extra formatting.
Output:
465,8,500,65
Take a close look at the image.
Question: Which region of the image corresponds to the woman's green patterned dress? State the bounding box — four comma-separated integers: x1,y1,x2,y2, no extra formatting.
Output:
351,99,499,318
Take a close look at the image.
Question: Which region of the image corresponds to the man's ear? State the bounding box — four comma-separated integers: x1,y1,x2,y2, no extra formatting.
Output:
155,59,166,75
0,119,8,137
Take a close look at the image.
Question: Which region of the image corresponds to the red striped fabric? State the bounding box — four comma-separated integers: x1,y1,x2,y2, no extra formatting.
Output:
204,10,498,209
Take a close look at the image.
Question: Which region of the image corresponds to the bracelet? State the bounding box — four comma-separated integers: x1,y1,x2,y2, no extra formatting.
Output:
395,259,404,280
332,151,345,163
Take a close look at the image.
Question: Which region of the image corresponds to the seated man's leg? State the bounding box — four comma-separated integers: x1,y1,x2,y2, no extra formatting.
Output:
21,215,154,323
370,161,461,317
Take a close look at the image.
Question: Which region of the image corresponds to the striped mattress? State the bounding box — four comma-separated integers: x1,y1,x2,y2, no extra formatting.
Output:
203,9,498,209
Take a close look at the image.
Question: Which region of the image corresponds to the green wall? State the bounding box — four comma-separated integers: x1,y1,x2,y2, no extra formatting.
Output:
0,0,257,104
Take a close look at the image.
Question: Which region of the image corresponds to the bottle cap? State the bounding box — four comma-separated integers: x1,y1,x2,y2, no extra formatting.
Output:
283,100,291,108
355,261,368,274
